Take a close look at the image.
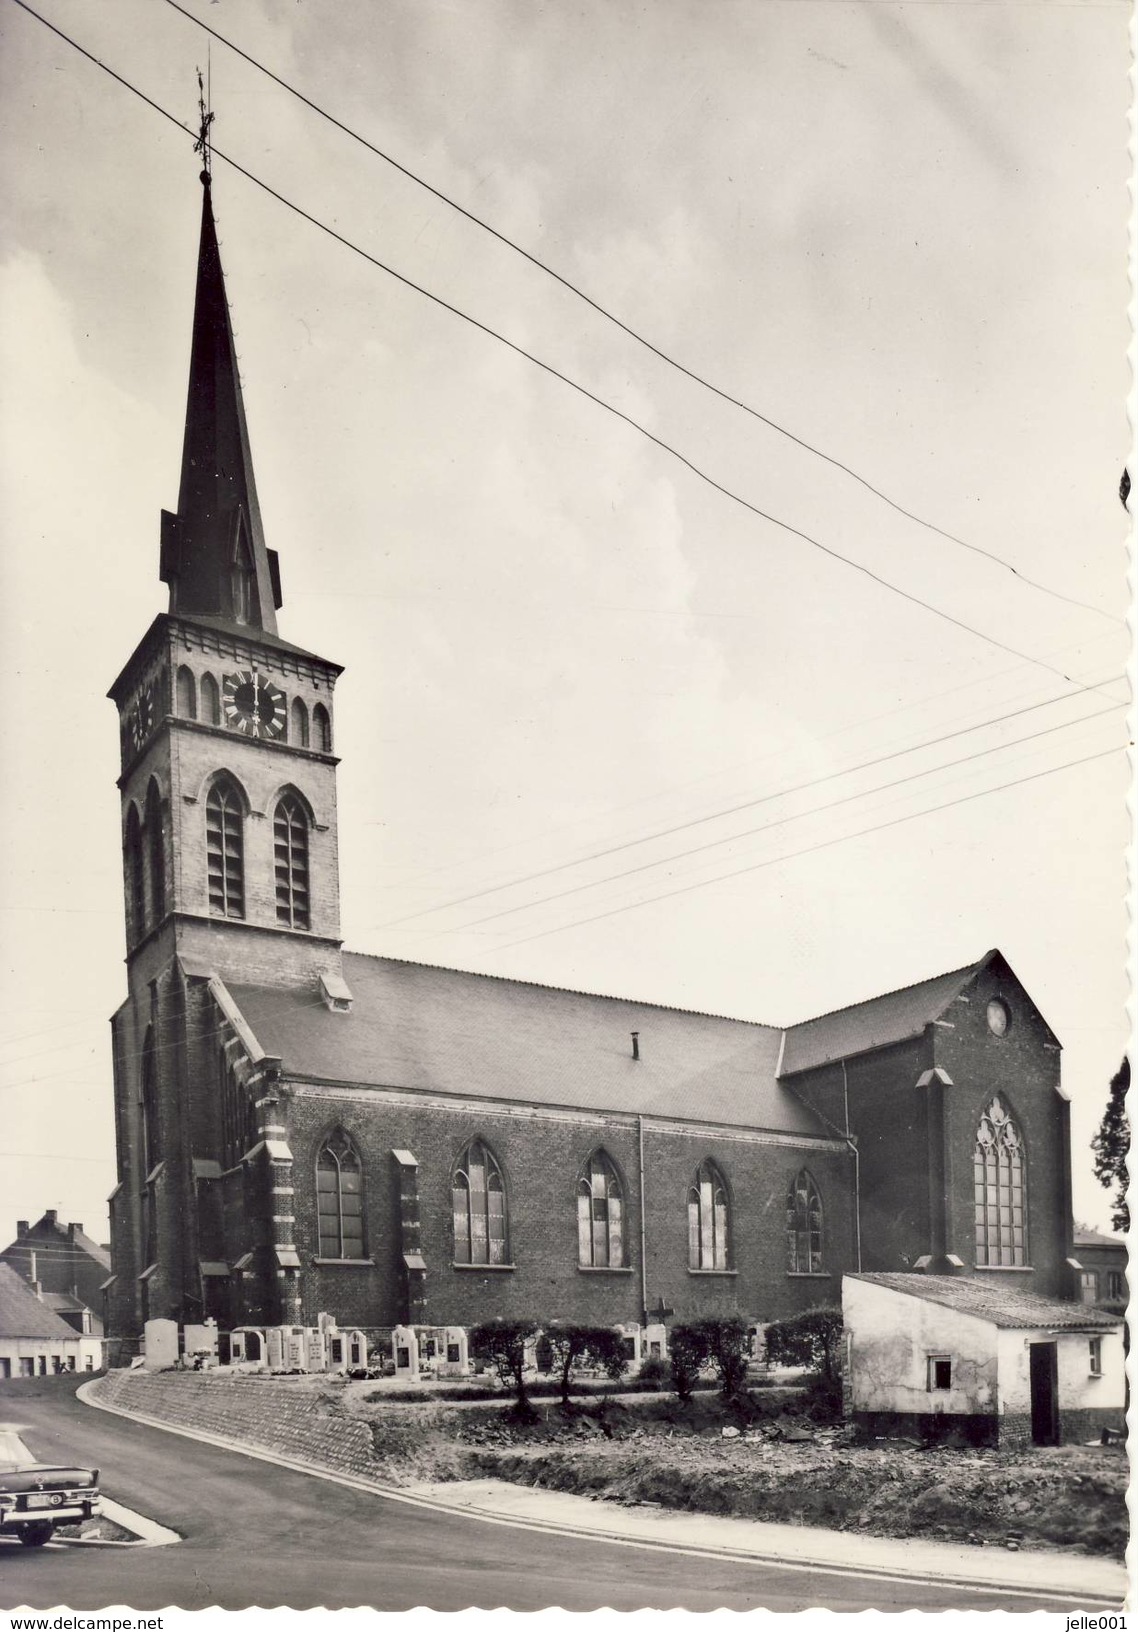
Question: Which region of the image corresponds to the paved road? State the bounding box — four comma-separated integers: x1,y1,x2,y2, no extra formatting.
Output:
0,1385,1084,1612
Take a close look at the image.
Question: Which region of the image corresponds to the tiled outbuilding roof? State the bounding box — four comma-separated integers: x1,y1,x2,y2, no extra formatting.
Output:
848,1272,1121,1330
228,952,829,1138
0,1264,79,1340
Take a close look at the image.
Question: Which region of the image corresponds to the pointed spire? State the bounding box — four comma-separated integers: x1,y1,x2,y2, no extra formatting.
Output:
160,114,281,635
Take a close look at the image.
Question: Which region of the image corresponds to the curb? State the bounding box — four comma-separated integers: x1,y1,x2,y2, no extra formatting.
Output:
54,1496,182,1550
77,1380,1126,1606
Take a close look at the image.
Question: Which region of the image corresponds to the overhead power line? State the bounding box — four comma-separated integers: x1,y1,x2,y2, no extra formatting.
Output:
161,0,1120,629
369,673,1126,931
487,744,1123,953
10,0,1121,701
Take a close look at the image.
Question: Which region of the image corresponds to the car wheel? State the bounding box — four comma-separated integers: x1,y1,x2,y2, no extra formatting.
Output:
19,1523,54,1547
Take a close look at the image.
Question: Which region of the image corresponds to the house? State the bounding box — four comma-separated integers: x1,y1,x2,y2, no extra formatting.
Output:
1072,1227,1127,1311
842,1272,1124,1447
103,162,1089,1356
0,1211,111,1337
0,1265,104,1378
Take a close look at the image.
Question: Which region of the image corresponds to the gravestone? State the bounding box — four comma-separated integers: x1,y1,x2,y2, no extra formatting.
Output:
142,1318,178,1371
644,1322,667,1359
305,1328,326,1372
183,1320,219,1366
437,1326,468,1376
392,1325,419,1381
347,1330,368,1369
265,1327,285,1370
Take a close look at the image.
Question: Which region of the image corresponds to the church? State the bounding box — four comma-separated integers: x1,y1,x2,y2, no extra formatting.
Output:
104,167,1085,1356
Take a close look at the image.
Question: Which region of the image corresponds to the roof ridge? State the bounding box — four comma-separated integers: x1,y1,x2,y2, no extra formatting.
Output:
341,948,783,1030
785,956,984,1031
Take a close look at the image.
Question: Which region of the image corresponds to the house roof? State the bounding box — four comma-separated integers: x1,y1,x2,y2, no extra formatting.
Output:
42,1292,89,1315
0,1265,80,1341
227,952,829,1138
1,1214,111,1271
848,1273,1122,1330
1073,1228,1126,1250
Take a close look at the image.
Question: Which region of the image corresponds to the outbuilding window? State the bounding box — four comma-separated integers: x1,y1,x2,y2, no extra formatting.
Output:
1089,1337,1103,1376
927,1355,952,1391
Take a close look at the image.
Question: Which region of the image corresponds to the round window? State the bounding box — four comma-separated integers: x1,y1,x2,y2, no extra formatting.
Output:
986,998,1010,1036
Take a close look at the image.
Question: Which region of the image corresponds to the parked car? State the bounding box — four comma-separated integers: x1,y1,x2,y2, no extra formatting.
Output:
0,1426,100,1547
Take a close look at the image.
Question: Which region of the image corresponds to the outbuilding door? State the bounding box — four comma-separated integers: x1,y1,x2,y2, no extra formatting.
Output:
1029,1342,1059,1445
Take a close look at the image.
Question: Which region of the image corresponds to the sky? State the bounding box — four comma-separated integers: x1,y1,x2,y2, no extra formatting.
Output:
0,0,1131,1257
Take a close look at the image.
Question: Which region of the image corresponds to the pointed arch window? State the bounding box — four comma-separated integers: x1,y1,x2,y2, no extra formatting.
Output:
974,1095,1027,1266
125,804,145,942
453,1140,508,1265
230,516,255,626
313,703,332,753
201,673,221,726
577,1150,625,1267
175,666,197,720
274,794,310,929
290,697,309,748
688,1160,730,1271
786,1169,824,1273
145,780,165,926
205,778,245,919
316,1130,365,1259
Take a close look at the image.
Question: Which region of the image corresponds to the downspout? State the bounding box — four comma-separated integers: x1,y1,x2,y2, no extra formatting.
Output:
842,1059,862,1273
637,1115,648,1325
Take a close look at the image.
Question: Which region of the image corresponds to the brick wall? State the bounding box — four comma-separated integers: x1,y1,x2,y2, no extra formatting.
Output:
91,1369,381,1484
286,1088,854,1333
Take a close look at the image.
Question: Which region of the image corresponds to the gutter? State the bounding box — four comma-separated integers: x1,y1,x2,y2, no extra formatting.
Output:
637,1115,648,1324
842,1059,862,1273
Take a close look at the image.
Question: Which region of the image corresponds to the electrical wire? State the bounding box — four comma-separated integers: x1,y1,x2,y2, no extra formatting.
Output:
486,744,1124,952
8,0,1120,702
161,0,1122,628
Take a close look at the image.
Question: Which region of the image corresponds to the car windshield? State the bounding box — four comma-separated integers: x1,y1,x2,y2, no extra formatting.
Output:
0,1430,34,1469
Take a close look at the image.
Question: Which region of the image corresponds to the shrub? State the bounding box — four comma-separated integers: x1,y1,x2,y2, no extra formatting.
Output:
669,1317,750,1401
764,1307,844,1380
543,1324,630,1405
469,1318,539,1413
636,1355,668,1390
668,1322,708,1402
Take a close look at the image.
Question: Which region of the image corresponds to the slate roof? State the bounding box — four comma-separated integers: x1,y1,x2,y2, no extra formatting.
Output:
42,1292,88,1315
1073,1228,1126,1250
779,957,986,1076
228,952,827,1138
0,1265,79,1341
848,1273,1122,1330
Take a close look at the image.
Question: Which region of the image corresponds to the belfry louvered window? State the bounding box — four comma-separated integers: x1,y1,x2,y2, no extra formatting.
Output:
316,1130,365,1259
273,794,310,929
205,779,244,918
290,696,309,748
125,804,145,942
688,1159,730,1270
453,1140,508,1265
974,1095,1027,1265
577,1150,625,1267
145,781,165,926
786,1169,824,1273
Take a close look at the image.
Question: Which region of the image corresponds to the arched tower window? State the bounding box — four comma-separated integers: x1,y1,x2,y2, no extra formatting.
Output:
205,777,245,919
316,1130,365,1259
175,666,197,719
974,1095,1027,1266
688,1159,730,1271
230,517,255,626
145,780,165,926
141,1027,160,1177
313,702,332,753
452,1140,508,1266
786,1169,824,1273
125,804,145,943
201,673,221,726
273,794,310,929
577,1150,625,1267
290,696,309,749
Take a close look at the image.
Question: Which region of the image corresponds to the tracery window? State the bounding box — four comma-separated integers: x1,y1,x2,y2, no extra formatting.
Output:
316,1130,365,1259
273,794,310,929
452,1140,508,1266
205,777,245,919
786,1169,824,1273
577,1150,625,1268
973,1095,1027,1266
688,1159,730,1270
145,780,165,926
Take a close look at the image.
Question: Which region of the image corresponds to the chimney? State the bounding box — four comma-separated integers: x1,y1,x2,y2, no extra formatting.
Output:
69,1223,83,1240
631,1031,640,1061
16,1220,28,1237
45,1209,58,1225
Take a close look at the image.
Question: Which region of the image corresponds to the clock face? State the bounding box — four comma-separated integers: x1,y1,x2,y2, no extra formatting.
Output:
128,678,158,753
223,670,286,739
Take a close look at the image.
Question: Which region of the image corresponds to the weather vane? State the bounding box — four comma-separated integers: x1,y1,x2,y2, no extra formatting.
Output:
193,62,214,186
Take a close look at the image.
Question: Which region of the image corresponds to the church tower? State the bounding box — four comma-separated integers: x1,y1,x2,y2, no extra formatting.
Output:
106,164,350,1346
